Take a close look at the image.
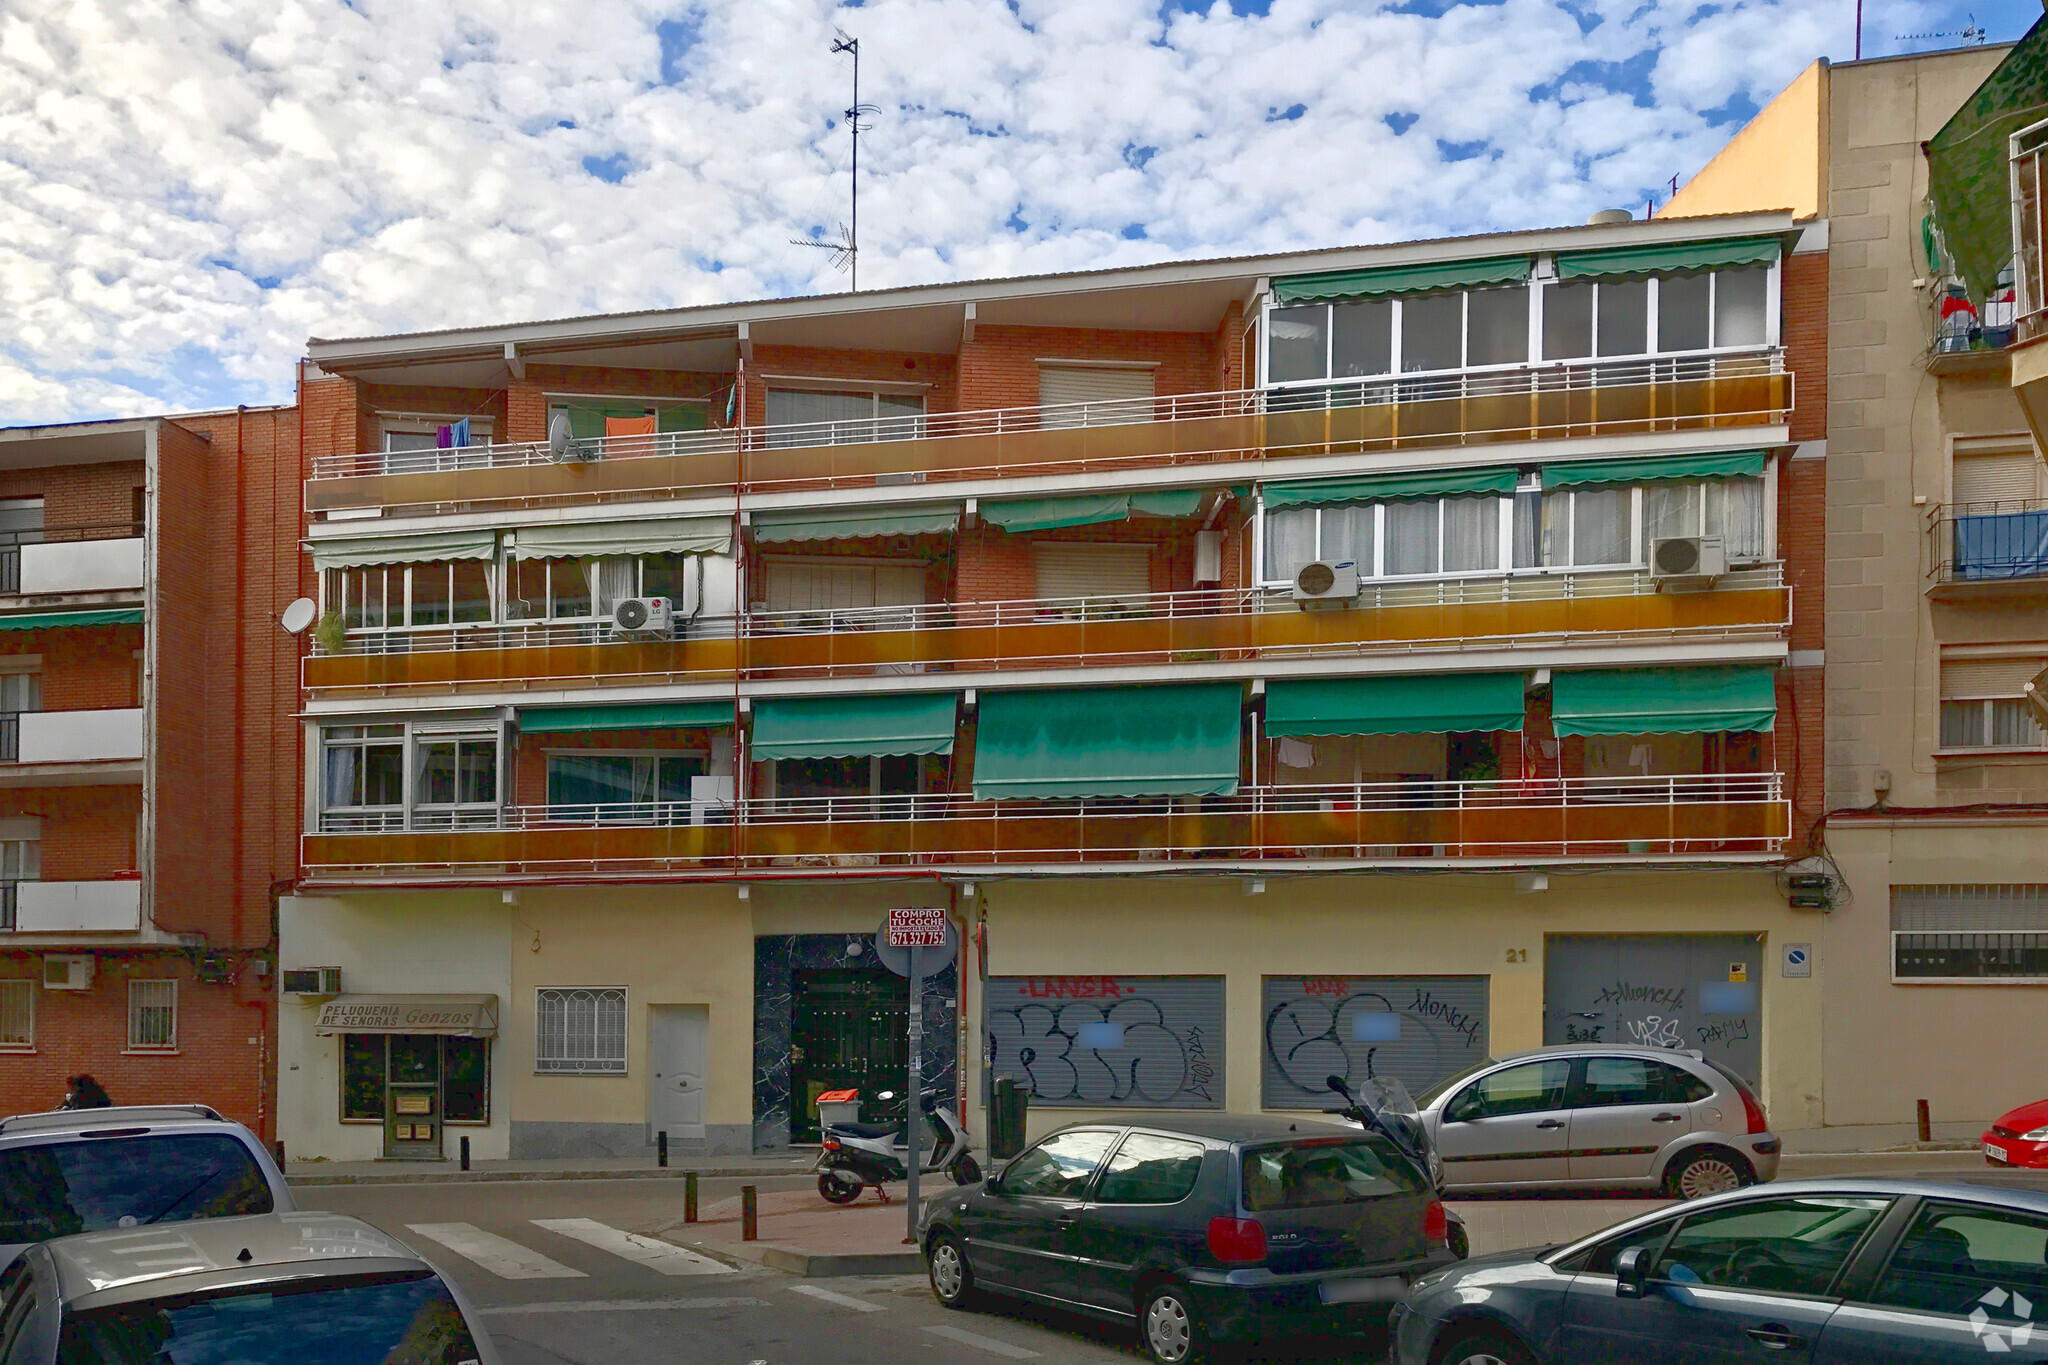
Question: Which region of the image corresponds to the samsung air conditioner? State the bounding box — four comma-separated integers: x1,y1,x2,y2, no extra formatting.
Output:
1650,535,1727,583
2025,664,2048,728
1292,560,1360,606
611,597,674,636
281,967,343,998
42,955,93,991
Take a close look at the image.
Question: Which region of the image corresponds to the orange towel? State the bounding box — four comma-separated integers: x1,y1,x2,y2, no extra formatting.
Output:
605,416,656,437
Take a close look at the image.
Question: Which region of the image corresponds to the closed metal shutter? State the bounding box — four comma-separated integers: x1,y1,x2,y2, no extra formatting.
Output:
1260,976,1490,1110
1892,885,2048,931
1032,542,1151,602
1038,365,1155,429
1543,934,1762,1084
1939,657,2046,698
1953,450,2041,505
762,561,926,613
983,975,1223,1109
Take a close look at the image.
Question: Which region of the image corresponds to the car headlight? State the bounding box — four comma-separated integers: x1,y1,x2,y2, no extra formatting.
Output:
2021,1125,2048,1141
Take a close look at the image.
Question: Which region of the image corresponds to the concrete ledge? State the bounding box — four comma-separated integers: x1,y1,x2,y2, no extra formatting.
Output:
287,1161,808,1187
671,1236,922,1278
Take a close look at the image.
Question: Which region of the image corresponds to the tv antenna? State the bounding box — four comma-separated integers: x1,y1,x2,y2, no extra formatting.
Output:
789,31,877,290
1896,13,1988,46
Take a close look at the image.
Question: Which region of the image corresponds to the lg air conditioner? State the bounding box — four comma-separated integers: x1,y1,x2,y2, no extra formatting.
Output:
281,967,343,998
42,955,93,991
611,597,674,637
1650,535,1727,584
1292,560,1360,607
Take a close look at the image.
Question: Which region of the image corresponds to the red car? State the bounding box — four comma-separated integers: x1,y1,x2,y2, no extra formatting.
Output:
1983,1098,2048,1166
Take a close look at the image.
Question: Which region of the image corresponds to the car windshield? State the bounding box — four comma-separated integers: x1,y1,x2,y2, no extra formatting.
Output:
0,1134,272,1242
1414,1058,1501,1110
56,1269,479,1365
1241,1136,1427,1212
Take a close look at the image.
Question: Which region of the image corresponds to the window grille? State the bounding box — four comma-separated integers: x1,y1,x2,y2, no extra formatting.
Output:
0,979,31,1048
1892,886,2048,980
535,987,627,1073
128,979,177,1049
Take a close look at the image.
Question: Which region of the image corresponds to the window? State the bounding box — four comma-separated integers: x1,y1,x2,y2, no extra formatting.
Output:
547,753,703,817
342,1035,383,1120
1445,1059,1569,1123
412,734,498,825
768,754,934,807
765,389,924,446
998,1130,1118,1198
1032,543,1152,605
1644,478,1768,562
759,559,927,620
320,724,501,831
444,1036,490,1123
0,1133,271,1242
1952,444,2043,507
1095,1134,1207,1205
1892,885,2048,981
1651,1196,1891,1297
342,1035,489,1124
127,980,177,1051
536,987,628,1074
0,669,41,765
329,562,493,632
1557,1212,1681,1275
1269,286,1530,385
1939,659,2047,750
0,500,43,598
0,981,30,1050
0,841,33,933
1242,1136,1426,1211
1571,1057,1713,1108
321,725,405,825
1038,365,1155,427
1537,486,1632,567
548,400,704,443
1541,265,1772,361
1868,1202,2048,1317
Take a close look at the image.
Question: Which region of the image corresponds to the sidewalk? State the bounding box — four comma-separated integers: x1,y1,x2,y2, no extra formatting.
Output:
285,1154,813,1186
658,1182,935,1277
1778,1121,1988,1154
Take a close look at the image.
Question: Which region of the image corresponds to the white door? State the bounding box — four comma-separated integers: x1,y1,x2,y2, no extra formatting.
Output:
648,1005,708,1143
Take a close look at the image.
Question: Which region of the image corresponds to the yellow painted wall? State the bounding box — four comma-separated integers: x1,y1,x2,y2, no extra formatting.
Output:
1661,61,1827,221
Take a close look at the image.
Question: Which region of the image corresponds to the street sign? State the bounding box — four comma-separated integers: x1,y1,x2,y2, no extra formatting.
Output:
873,908,959,1246
1783,943,1812,978
875,913,957,976
887,908,949,948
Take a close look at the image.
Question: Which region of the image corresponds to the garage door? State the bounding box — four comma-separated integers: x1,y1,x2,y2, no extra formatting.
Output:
1261,975,1490,1109
1544,934,1762,1084
983,975,1222,1109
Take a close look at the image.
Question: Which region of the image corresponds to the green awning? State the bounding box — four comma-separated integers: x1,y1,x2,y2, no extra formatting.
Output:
982,489,1205,533
1266,673,1526,737
521,701,734,732
972,682,1242,800
1555,236,1782,281
1540,451,1769,488
1273,255,1533,303
1551,666,1778,736
751,692,959,760
752,505,961,544
510,517,732,560
0,608,145,631
1264,467,1518,509
309,530,498,572
1927,21,2048,299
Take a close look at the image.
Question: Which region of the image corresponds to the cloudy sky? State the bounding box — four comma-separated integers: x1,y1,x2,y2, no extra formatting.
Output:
0,0,2036,423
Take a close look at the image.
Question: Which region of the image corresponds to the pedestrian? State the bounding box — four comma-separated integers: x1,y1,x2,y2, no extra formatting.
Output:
59,1074,111,1110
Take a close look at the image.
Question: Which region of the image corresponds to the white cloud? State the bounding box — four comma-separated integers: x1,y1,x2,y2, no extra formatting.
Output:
0,0,2017,423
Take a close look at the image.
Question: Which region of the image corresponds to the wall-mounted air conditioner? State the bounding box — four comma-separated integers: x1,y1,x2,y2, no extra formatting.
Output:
281,967,343,998
1292,560,1360,607
1650,536,1727,584
611,597,674,637
42,955,93,991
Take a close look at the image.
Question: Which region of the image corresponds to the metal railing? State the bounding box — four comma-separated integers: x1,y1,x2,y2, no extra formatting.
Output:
0,522,143,596
1926,498,2048,585
0,714,18,763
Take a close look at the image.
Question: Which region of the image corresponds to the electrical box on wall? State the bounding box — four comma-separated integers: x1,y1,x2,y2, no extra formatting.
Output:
42,955,93,991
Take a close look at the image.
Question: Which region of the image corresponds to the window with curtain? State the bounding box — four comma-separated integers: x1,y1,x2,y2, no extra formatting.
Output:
765,389,925,447
329,562,494,632
0,979,31,1049
1270,286,1529,385
1645,478,1768,561
546,753,703,818
1542,265,1772,360
506,557,593,620
413,735,498,823
321,725,405,821
1538,487,1631,567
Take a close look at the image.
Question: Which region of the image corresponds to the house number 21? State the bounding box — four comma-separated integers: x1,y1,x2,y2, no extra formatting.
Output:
1504,948,1529,963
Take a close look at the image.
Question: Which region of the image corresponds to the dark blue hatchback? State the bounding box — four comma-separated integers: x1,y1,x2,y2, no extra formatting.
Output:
1393,1177,2048,1365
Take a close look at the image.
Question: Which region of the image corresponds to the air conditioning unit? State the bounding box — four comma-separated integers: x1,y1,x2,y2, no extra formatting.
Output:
281,967,342,998
1651,535,1727,583
42,955,93,991
1292,560,1360,606
611,597,674,636
2025,664,2048,727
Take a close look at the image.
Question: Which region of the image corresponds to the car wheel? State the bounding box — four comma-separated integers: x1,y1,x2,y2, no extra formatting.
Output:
1665,1146,1753,1200
1139,1281,1207,1365
818,1170,864,1204
927,1233,978,1310
1433,1326,1534,1365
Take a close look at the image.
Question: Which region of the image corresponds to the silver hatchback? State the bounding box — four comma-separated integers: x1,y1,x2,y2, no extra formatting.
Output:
1413,1045,1781,1198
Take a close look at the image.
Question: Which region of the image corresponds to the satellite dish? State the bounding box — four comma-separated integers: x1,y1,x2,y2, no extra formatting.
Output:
546,410,575,463
280,598,318,635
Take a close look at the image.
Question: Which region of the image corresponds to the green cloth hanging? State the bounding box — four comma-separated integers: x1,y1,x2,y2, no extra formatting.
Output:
1266,674,1526,736
1272,255,1533,303
1539,451,1768,488
751,693,960,760
1550,666,1778,735
1554,236,1782,280
1264,467,1518,509
971,682,1242,799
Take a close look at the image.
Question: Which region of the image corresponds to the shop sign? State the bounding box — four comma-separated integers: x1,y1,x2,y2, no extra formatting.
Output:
313,994,499,1036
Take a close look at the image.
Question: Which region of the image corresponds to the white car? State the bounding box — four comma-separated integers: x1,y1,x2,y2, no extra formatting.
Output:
0,1105,292,1270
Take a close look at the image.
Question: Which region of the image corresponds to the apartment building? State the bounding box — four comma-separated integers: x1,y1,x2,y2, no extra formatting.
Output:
0,408,303,1138
1666,38,2048,1127
280,208,1827,1161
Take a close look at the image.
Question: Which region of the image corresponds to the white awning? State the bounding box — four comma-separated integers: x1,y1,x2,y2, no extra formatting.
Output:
313,994,499,1037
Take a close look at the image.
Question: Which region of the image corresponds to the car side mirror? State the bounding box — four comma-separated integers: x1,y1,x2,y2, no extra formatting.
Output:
1614,1246,1651,1299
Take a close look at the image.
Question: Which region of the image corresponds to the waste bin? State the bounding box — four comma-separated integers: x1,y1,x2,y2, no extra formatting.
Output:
989,1077,1029,1160
816,1088,860,1134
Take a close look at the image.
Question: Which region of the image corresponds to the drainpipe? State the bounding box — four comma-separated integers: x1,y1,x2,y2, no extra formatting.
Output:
944,883,969,1129
233,407,247,946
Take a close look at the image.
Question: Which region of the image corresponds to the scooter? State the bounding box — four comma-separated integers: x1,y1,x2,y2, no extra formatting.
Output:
1325,1074,1469,1260
815,1089,983,1205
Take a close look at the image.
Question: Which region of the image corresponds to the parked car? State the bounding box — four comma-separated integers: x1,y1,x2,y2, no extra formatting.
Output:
1982,1098,2048,1167
920,1116,1458,1364
1413,1045,1780,1198
1393,1177,2048,1365
0,1210,498,1363
0,1105,292,1271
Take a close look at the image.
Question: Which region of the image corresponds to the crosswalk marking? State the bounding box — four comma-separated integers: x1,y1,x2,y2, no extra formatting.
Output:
406,1223,586,1280
530,1218,736,1276
789,1284,885,1312
478,1296,766,1316
922,1324,1042,1358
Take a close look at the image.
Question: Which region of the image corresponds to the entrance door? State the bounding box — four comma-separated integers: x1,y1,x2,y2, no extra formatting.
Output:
649,1005,709,1143
790,968,908,1143
384,1034,443,1160
1544,934,1764,1084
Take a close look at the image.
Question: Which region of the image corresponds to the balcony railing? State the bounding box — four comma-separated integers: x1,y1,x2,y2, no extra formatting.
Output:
302,566,1789,695
300,771,1790,879
305,353,1791,515
11,880,141,933
0,522,143,597
1927,500,2048,586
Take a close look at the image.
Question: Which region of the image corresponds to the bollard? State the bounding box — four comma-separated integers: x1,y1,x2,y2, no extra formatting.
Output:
1917,1098,1932,1144
274,1140,285,1164
460,1136,470,1172
684,1171,699,1223
741,1184,758,1242
658,1130,669,1168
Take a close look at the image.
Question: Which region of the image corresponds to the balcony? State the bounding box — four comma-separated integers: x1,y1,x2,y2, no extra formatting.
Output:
304,354,1791,518
299,772,1790,882
302,567,1789,697
11,879,142,933
0,524,145,599
16,709,144,767
1927,501,2048,594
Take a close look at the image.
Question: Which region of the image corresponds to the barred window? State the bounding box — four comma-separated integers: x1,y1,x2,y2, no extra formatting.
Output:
1893,886,2048,982
535,988,627,1073
128,980,177,1050
0,980,31,1049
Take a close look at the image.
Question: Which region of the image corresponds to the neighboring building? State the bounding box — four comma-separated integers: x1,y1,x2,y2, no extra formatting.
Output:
281,208,1825,1160
1667,39,2048,1128
0,409,303,1138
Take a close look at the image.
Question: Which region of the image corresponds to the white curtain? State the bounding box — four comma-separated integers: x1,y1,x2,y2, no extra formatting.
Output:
1442,496,1499,572
1645,483,1699,545
1263,507,1318,581
596,558,636,613
323,745,358,809
1707,477,1767,560
1319,504,1373,570
1571,487,1631,565
1384,500,1440,575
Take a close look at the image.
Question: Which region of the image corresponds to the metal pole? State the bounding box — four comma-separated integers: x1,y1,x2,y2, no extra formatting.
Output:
658,1130,668,1168
907,942,922,1246
741,1184,758,1241
1917,1098,1932,1144
460,1136,470,1172
685,1171,699,1223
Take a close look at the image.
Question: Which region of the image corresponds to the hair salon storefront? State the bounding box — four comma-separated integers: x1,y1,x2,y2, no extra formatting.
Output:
312,995,499,1161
